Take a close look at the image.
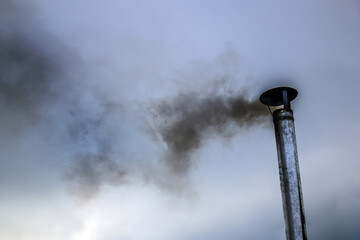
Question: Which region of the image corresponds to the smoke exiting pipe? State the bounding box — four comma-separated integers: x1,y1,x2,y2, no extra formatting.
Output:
260,87,307,240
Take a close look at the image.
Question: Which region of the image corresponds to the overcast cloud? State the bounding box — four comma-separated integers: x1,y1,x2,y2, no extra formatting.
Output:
1,0,360,239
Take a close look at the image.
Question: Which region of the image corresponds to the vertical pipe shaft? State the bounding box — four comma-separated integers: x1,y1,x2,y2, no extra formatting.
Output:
273,109,307,240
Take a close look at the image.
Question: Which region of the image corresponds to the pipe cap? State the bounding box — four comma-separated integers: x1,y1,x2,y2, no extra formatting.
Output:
259,87,298,107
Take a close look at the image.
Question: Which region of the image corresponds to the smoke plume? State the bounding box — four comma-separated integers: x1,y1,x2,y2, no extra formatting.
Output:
1,0,269,198
153,90,268,175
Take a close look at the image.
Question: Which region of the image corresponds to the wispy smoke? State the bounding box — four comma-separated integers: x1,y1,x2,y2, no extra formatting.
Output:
64,102,128,198
0,0,127,198
65,141,127,198
153,91,268,175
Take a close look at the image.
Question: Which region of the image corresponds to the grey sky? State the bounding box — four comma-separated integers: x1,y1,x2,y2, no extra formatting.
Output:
1,0,360,239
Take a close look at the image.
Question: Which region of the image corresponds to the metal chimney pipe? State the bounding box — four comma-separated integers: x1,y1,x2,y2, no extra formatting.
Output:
260,87,307,240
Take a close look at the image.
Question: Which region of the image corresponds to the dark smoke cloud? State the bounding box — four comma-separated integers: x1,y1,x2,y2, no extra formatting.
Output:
0,0,269,198
0,14,67,121
153,91,268,175
0,0,127,198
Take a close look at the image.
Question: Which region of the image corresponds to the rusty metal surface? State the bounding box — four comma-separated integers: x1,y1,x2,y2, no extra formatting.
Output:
273,109,307,240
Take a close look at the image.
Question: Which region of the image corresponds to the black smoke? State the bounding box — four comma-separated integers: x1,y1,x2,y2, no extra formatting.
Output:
153,91,268,175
